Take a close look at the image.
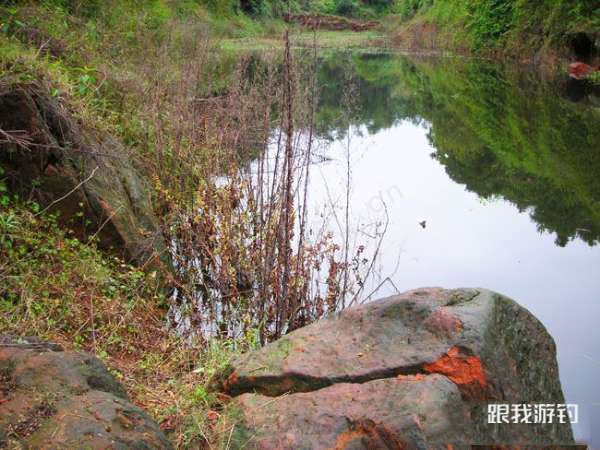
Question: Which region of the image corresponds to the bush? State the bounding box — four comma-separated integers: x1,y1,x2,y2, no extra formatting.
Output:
311,0,337,15
40,0,103,18
394,0,434,19
467,0,514,49
335,0,360,16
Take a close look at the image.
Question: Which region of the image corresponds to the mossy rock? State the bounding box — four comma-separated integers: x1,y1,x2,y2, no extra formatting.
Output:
0,85,170,271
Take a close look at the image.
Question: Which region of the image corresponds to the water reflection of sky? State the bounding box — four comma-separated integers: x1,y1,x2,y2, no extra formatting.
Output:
308,121,600,442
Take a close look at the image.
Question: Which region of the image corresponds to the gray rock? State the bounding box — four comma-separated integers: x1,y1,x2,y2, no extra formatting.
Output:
0,85,169,270
0,336,171,449
218,288,574,448
226,374,473,449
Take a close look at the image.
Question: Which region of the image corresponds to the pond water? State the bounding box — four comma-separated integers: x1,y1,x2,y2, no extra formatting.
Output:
305,51,600,442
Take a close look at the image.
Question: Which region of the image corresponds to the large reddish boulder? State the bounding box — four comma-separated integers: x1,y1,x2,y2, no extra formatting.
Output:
229,374,471,449
216,288,575,448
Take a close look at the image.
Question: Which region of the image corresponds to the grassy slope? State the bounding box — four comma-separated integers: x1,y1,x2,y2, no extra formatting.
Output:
0,1,287,136
389,0,599,60
0,198,250,447
0,2,269,447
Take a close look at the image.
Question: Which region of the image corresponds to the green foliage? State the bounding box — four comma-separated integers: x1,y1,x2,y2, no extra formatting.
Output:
311,0,337,15
335,0,360,16
0,167,9,208
327,0,394,18
199,0,239,16
0,202,165,346
0,0,267,158
40,0,103,18
0,6,26,35
0,200,251,447
395,0,598,53
395,0,433,19
467,0,514,49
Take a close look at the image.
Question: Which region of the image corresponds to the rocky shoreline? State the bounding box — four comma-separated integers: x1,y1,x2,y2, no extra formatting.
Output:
1,288,575,448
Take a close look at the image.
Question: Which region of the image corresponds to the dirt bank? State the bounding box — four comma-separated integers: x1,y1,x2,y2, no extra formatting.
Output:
284,13,379,32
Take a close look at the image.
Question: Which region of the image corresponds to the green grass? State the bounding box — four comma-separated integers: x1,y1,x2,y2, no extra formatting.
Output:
0,192,254,447
0,202,162,352
221,29,386,51
390,0,599,56
421,1,468,25
0,3,272,447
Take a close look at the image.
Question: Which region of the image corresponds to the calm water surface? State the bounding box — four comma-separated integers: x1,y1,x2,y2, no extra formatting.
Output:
305,51,600,441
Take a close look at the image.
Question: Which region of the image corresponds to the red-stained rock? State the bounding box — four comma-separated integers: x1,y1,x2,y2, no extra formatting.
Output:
569,62,594,79
216,288,574,448
224,374,472,449
423,307,464,338
423,346,488,400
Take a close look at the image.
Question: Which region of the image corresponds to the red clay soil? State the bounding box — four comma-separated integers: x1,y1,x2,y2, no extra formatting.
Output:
283,13,379,32
569,61,599,79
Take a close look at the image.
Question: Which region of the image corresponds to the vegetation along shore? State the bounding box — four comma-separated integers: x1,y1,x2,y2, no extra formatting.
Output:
1,0,597,447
